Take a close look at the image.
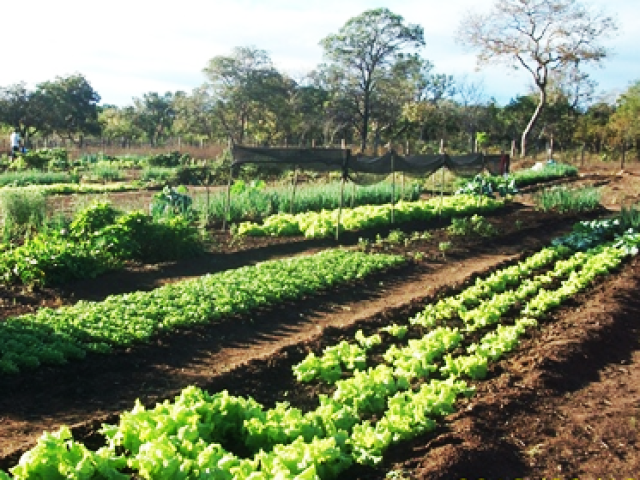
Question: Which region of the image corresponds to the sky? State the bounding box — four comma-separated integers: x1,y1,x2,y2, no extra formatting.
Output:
3,0,638,108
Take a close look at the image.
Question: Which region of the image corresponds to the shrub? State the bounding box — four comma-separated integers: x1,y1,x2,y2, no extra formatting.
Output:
69,201,120,239
145,151,191,168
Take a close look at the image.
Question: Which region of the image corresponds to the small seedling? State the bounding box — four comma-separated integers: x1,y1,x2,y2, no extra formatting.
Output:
439,241,452,260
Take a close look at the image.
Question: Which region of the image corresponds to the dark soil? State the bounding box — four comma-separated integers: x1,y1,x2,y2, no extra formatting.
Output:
1,162,640,478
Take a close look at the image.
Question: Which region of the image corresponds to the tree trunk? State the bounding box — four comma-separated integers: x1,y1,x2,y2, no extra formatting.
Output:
520,88,546,158
361,91,371,153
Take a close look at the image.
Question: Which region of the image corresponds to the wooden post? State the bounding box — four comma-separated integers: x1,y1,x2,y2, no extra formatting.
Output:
290,166,298,214
222,166,234,232
336,174,345,241
511,139,516,159
391,151,395,224
439,166,445,217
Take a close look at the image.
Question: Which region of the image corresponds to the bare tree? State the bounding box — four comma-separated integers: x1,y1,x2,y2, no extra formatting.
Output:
456,0,617,157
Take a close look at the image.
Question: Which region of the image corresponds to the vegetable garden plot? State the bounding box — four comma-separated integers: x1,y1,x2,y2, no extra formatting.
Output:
0,250,405,376
3,218,639,479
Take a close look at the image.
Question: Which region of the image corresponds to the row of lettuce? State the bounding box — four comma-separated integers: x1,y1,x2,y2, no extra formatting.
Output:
235,193,503,238
2,214,639,479
0,249,405,375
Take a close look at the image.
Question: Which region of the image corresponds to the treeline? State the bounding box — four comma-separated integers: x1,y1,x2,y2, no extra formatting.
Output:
0,7,638,159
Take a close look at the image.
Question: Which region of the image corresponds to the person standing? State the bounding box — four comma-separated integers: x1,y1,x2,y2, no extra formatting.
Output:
9,129,20,160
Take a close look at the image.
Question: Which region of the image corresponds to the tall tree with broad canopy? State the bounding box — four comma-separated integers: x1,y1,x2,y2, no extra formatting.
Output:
0,83,52,143
203,46,287,145
131,91,179,145
33,73,101,146
456,0,617,157
319,8,424,152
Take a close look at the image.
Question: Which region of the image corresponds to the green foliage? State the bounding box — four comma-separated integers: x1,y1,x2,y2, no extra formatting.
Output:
150,186,194,219
0,187,47,240
532,186,601,214
512,163,578,187
0,200,205,287
237,194,504,239
448,214,497,237
145,151,191,168
195,180,421,226
455,174,517,198
230,179,266,195
13,148,68,170
140,167,177,183
619,203,640,230
475,131,489,149
84,162,124,183
0,169,76,187
69,201,119,239
0,250,403,375
110,211,203,263
4,216,640,477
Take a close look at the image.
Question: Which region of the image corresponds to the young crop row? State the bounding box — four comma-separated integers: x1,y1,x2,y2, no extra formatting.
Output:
236,193,504,238
0,249,405,375
5,218,639,479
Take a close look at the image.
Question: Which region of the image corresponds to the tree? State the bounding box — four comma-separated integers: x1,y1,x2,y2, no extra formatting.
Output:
132,91,178,145
319,8,424,152
172,86,223,142
456,0,617,157
609,80,640,155
0,82,55,142
33,73,101,145
99,106,143,145
203,46,287,145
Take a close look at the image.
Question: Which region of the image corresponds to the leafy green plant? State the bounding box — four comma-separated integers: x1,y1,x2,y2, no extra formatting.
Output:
532,186,601,213
85,162,124,183
448,214,496,237
439,241,452,260
150,185,194,219
69,201,119,239
145,151,190,168
386,229,405,244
